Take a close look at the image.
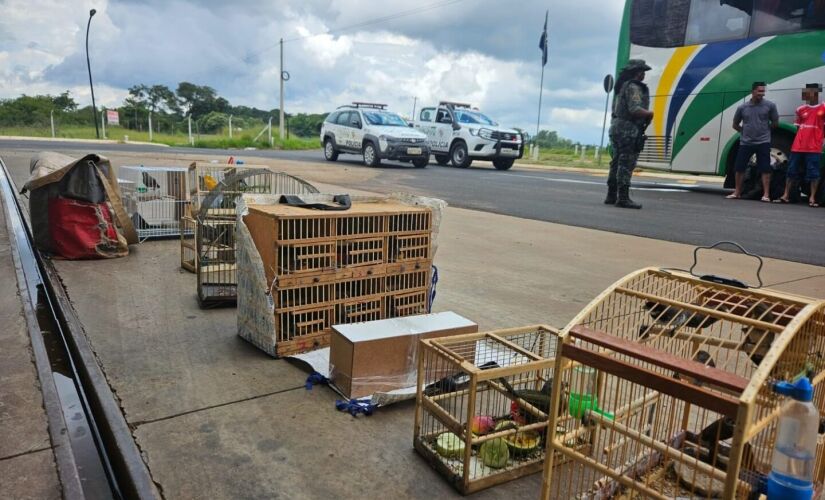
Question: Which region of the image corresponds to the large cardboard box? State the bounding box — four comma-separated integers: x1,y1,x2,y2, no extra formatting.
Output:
329,311,478,399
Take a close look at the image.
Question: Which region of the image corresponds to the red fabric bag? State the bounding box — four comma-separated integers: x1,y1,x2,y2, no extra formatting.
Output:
47,197,121,260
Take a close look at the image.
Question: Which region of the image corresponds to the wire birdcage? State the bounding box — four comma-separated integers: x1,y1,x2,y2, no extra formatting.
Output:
118,166,189,240
540,265,825,500
414,326,579,494
193,168,319,307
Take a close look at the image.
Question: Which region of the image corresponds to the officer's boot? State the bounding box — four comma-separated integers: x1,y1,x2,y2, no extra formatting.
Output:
604,182,617,205
616,186,642,209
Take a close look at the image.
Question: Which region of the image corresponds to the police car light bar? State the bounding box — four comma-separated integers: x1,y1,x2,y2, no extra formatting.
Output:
439,101,472,109
351,102,388,109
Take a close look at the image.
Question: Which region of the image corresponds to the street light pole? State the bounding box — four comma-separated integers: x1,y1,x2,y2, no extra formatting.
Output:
279,38,285,140
85,9,100,139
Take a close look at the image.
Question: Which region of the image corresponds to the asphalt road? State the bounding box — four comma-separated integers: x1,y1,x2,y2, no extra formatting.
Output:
2,139,824,267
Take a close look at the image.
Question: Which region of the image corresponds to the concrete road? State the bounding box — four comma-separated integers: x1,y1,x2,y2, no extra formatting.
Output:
2,150,823,499
2,138,823,266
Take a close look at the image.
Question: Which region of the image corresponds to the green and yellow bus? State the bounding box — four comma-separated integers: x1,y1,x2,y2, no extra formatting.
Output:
619,0,825,191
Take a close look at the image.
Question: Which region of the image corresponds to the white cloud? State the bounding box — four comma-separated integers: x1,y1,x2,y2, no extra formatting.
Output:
0,0,626,143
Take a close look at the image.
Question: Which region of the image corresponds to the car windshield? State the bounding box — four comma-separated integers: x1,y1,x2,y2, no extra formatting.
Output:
454,109,497,126
362,110,408,127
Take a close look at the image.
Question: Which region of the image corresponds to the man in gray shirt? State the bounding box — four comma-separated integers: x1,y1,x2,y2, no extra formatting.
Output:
727,82,779,201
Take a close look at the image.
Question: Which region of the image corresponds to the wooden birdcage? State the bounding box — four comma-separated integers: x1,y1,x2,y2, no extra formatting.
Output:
190,168,319,307
241,198,435,356
414,325,581,494
540,266,825,500
180,215,197,272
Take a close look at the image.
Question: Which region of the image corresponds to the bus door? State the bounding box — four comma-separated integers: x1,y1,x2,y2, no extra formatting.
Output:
671,92,725,173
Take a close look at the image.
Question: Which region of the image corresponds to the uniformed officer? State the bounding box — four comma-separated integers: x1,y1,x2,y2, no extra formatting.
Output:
606,59,653,209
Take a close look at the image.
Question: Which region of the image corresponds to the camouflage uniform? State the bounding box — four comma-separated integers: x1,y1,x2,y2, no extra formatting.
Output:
607,60,651,208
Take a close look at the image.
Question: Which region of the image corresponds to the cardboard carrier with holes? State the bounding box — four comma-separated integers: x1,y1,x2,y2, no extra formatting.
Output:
538,250,825,499
236,192,446,357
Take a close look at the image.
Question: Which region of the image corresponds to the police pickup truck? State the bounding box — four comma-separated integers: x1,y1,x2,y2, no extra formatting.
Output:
411,101,523,170
320,102,430,168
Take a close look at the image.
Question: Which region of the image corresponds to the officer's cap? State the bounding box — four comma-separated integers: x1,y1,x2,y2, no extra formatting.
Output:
623,59,652,73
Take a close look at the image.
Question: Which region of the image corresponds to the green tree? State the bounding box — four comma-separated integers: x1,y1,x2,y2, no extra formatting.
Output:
176,82,218,119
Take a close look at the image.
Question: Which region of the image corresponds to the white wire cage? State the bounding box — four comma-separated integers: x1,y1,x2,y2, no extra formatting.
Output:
118,165,190,240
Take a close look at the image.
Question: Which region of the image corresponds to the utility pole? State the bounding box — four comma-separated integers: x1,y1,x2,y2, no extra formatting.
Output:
279,38,285,140
148,111,153,142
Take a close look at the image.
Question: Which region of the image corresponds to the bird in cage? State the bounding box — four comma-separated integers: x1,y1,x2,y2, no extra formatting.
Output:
422,361,499,397
644,300,721,330
673,350,715,386
498,377,568,425
141,171,161,191
740,302,778,366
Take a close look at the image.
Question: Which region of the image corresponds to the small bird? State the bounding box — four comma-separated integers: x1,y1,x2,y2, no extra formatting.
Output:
673,350,715,386
141,171,160,190
644,301,719,330
498,377,567,424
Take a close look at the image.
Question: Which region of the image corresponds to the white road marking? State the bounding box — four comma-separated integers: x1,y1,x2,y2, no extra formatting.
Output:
488,173,690,192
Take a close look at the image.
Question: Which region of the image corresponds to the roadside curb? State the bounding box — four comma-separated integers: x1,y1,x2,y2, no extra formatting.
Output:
0,135,170,147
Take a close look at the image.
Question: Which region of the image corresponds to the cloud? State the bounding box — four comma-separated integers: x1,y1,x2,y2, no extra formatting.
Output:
0,0,626,143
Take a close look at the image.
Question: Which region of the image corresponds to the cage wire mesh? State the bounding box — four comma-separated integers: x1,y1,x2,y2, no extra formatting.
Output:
539,267,825,500
414,326,583,494
191,166,319,307
118,166,189,240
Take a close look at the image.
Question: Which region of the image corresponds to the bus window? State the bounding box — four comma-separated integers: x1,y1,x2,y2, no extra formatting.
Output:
630,0,690,48
752,0,825,36
685,0,753,45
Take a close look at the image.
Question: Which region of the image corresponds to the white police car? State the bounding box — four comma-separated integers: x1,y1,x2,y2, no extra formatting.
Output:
412,101,523,170
320,103,431,168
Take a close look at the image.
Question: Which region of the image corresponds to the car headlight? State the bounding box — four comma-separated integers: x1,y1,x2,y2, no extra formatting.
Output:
479,128,494,140
379,135,398,142
468,128,479,136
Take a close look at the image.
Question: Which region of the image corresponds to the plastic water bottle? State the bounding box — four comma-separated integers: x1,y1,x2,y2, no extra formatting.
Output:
767,376,818,500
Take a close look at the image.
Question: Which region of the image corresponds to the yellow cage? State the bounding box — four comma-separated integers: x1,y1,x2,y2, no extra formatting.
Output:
540,267,825,499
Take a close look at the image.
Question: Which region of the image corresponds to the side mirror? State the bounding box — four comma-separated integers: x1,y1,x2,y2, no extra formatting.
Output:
452,122,461,131
408,122,414,127
351,119,361,128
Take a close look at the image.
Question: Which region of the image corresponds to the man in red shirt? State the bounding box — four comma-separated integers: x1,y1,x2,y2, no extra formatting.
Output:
777,83,824,206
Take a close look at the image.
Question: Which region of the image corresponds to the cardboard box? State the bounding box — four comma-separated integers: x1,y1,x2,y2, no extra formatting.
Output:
329,311,478,399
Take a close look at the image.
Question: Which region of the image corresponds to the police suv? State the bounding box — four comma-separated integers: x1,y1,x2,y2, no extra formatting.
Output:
320,103,430,168
412,102,523,170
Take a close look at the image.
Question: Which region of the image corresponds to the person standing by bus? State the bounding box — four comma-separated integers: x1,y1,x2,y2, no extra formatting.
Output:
776,83,823,207
727,82,779,202
606,59,653,209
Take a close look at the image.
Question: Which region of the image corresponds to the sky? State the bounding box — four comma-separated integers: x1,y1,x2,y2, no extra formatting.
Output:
0,0,625,144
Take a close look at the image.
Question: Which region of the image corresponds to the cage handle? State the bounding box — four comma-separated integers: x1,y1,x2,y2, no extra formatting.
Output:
689,241,763,289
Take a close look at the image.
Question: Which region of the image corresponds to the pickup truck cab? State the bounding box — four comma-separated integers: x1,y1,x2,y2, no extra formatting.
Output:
320,102,430,168
412,101,523,170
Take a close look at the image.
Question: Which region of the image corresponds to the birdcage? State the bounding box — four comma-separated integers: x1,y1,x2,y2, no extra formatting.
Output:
192,169,319,307
414,325,582,494
241,197,436,354
188,162,316,216
540,264,825,500
118,166,189,240
180,215,197,272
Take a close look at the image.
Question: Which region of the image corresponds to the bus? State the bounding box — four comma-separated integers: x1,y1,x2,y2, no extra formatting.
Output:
619,0,825,194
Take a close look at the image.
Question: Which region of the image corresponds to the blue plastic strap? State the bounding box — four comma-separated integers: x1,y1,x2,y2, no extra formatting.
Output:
428,265,439,313
305,371,329,390
335,399,376,417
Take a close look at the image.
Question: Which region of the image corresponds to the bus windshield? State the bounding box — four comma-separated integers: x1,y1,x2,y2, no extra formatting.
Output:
362,111,408,127
454,110,497,126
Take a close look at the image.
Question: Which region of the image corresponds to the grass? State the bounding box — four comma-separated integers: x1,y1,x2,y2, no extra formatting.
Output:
516,146,609,170
0,125,320,151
